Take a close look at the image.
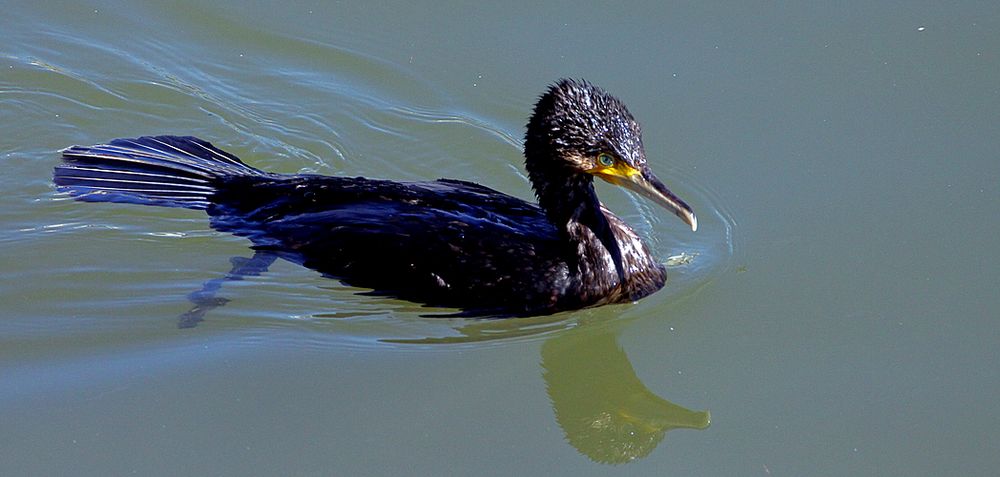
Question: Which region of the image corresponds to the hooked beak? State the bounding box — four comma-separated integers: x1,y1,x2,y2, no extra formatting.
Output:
594,166,698,232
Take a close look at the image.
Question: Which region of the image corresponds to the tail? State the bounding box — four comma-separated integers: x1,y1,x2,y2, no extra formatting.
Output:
54,135,265,210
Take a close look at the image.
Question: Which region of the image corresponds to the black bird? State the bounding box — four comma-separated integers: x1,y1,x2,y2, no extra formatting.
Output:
53,79,696,316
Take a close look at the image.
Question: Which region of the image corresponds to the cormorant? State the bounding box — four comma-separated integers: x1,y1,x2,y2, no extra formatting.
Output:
53,79,696,316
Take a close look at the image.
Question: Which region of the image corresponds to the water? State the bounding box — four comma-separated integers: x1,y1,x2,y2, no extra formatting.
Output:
2,1,998,475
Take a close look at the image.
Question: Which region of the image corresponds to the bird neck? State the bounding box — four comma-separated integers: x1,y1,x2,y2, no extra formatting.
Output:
533,171,595,225
529,168,627,285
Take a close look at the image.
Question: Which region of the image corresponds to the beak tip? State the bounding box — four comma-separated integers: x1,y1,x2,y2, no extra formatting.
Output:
677,210,698,232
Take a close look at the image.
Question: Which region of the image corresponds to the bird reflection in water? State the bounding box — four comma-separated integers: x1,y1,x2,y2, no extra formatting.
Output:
541,325,710,464
391,317,711,464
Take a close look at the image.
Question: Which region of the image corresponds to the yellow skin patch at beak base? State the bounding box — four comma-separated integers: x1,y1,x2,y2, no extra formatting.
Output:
586,161,641,181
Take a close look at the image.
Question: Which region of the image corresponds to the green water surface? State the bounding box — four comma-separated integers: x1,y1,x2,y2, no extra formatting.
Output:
2,1,998,475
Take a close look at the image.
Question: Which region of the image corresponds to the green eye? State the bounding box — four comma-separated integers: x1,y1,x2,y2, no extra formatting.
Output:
598,153,615,167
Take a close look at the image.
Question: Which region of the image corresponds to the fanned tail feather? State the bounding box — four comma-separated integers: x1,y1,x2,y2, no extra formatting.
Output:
54,135,264,209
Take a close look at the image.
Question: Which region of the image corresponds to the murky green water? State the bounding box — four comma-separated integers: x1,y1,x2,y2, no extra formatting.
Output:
3,1,998,475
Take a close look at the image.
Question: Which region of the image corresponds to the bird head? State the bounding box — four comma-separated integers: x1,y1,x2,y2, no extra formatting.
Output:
525,79,697,231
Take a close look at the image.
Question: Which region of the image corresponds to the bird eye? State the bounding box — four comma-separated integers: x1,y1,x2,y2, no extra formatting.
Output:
598,153,615,167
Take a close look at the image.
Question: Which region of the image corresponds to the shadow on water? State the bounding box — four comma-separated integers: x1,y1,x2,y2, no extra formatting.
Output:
180,251,279,328
180,253,710,464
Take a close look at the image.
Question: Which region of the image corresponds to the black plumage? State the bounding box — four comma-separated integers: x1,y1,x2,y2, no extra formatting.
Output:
53,79,696,316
